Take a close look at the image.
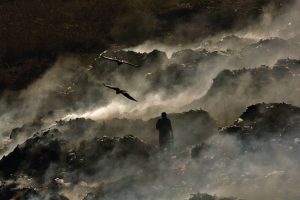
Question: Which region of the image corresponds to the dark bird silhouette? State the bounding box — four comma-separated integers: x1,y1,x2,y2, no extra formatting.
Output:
96,50,139,68
103,83,137,102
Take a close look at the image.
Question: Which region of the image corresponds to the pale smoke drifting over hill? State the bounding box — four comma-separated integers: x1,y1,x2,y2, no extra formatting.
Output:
238,0,300,40
0,2,300,199
53,104,300,200
1,0,300,132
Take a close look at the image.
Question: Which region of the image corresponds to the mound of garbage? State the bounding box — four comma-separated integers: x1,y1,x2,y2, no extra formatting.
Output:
6,109,217,152
0,129,154,180
1,103,300,199
222,103,300,139
240,38,300,67
188,103,300,200
189,59,300,124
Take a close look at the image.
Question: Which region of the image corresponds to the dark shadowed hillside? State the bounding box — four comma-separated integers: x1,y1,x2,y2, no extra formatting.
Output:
0,0,293,92
1,1,300,199
2,109,217,154
222,103,300,139
0,0,291,61
188,58,300,124
1,103,300,199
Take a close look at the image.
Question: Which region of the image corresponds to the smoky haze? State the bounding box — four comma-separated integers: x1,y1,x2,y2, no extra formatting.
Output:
0,1,300,200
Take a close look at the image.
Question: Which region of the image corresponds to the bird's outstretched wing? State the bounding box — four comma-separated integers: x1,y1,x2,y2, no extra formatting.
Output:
94,50,108,61
87,65,94,71
101,55,139,68
103,83,119,91
102,55,119,62
95,50,139,68
121,92,137,102
99,50,108,57
120,59,139,68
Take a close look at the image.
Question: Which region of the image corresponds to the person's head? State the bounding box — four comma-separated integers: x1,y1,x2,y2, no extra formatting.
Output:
161,112,167,118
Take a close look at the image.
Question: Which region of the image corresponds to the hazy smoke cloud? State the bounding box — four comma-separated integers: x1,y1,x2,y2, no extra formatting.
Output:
238,0,300,40
0,1,300,200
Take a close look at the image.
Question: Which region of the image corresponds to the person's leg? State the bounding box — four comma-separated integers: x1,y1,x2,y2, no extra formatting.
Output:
159,136,168,151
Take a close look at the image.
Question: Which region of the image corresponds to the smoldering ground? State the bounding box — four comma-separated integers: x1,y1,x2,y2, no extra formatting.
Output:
0,1,300,200
2,106,300,200
50,104,300,200
1,0,300,130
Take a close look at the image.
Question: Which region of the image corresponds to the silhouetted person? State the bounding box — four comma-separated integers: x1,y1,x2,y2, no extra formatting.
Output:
156,112,173,149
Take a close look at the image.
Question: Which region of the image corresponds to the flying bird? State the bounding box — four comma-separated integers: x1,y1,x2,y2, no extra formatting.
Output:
96,50,139,68
103,83,138,102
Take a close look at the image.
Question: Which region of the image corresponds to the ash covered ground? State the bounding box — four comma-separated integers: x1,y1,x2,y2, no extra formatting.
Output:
1,1,300,200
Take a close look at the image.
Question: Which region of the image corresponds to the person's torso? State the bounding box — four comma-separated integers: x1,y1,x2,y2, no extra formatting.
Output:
158,118,171,133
